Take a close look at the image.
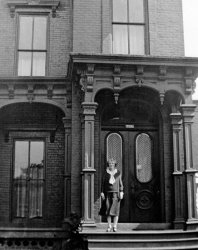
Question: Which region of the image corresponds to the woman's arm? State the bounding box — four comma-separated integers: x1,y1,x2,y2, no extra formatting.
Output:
119,174,124,199
101,172,106,199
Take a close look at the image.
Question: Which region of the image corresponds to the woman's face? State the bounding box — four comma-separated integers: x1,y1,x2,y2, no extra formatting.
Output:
108,162,115,171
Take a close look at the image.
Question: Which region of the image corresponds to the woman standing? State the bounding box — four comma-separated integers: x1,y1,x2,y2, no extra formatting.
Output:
100,158,124,232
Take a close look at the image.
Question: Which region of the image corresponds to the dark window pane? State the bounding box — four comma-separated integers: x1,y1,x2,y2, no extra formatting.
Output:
33,17,47,50
113,25,128,54
113,0,127,22
29,141,44,218
14,141,29,179
129,25,145,55
18,52,32,76
136,133,152,183
32,52,46,76
30,141,44,179
19,16,33,50
14,141,29,217
129,0,144,23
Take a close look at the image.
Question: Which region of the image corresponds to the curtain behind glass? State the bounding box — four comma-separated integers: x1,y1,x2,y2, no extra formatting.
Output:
129,26,145,55
136,134,152,183
14,141,28,217
29,142,44,218
113,25,128,54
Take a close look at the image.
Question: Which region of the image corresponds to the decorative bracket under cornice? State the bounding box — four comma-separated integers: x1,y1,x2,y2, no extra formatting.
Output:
158,66,167,81
159,91,165,105
113,65,121,104
7,0,60,18
135,65,144,87
184,68,195,95
27,84,34,102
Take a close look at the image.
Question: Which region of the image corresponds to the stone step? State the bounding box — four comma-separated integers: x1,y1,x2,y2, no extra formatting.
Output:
88,238,198,249
81,224,198,249
89,247,198,250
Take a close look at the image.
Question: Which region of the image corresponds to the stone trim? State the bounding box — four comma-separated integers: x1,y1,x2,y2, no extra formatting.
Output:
7,0,60,18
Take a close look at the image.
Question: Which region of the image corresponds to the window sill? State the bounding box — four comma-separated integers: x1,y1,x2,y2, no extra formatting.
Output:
7,0,60,18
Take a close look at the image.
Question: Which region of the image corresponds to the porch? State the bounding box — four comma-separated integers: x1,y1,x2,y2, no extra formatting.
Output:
82,223,198,250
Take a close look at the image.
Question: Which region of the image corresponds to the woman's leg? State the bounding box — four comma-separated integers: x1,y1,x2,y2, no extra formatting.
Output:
107,216,112,231
113,216,118,231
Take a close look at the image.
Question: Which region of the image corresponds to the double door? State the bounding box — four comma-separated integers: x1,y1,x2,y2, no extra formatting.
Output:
101,130,161,223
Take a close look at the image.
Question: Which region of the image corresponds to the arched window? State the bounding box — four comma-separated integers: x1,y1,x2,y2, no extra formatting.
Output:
136,133,152,182
106,133,122,173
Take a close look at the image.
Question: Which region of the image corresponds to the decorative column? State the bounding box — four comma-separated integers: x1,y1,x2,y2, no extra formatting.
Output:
181,104,198,230
81,102,98,226
170,113,185,229
62,117,72,219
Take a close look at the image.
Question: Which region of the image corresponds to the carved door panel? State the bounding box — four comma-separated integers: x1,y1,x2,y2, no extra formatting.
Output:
101,130,161,223
128,131,161,222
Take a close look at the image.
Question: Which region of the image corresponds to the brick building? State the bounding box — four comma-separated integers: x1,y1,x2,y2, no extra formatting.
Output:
0,0,198,249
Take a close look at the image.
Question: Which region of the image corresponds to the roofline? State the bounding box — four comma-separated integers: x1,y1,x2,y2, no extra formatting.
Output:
69,53,198,67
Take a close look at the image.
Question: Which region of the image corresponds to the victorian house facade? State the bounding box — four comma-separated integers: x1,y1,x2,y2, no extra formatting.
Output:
1,0,198,249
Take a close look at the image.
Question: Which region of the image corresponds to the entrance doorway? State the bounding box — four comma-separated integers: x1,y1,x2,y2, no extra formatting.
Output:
101,129,161,223
96,87,163,223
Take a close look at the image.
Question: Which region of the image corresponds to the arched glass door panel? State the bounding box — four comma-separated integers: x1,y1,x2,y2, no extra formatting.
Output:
136,133,152,183
106,133,122,173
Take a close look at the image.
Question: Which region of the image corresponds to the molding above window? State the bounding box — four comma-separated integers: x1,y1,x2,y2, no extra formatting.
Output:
7,0,60,18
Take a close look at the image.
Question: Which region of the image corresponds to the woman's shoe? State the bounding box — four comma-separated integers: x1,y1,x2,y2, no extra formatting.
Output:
106,225,112,232
113,226,117,232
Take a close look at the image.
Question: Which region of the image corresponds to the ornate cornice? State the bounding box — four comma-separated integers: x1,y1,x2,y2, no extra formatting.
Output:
0,76,69,101
69,53,198,67
7,0,60,18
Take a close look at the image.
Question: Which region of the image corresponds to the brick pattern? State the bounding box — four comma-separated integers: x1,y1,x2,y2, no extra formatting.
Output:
0,0,185,77
0,0,72,77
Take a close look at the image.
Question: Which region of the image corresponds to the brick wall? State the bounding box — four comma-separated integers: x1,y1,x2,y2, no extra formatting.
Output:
0,103,65,227
0,0,72,77
73,0,184,56
149,0,184,56
0,0,185,77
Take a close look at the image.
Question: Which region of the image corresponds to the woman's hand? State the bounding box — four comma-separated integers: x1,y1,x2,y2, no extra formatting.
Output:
119,191,124,200
101,192,105,200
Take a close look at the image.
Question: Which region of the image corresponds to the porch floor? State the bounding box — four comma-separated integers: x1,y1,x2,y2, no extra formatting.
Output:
82,223,173,233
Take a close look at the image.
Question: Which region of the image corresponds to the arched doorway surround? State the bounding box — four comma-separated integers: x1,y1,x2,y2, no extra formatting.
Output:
96,87,163,223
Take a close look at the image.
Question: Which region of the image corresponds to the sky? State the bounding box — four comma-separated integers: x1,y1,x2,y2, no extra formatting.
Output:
182,0,198,99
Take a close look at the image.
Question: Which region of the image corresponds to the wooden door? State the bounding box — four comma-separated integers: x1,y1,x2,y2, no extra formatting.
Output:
101,130,161,223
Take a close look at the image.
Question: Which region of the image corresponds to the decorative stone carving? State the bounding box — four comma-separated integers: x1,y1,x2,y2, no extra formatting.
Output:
114,65,121,74
7,0,60,18
135,75,144,87
8,84,15,99
86,64,95,92
114,92,119,104
135,65,144,87
159,91,165,105
47,84,53,99
136,190,154,210
87,64,95,74
184,68,195,94
158,66,167,80
137,65,144,75
27,84,34,102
